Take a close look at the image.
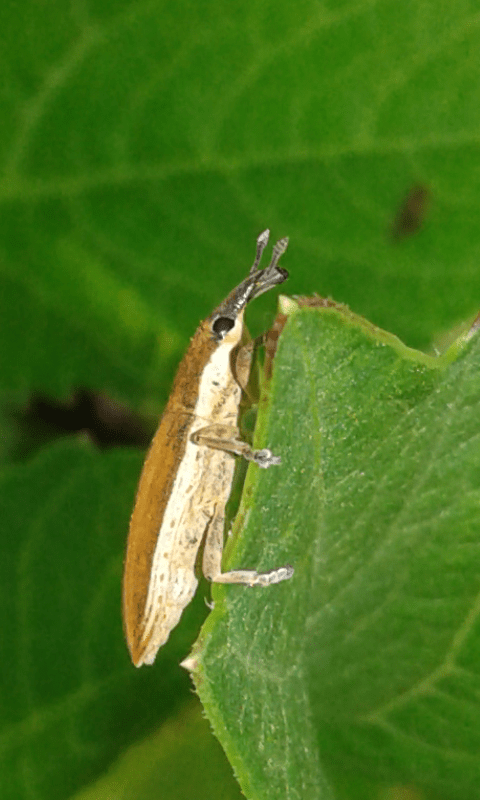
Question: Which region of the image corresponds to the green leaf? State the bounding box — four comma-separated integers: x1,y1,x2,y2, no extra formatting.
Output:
70,701,243,800
2,0,480,406
2,0,480,798
193,303,480,800
0,439,208,799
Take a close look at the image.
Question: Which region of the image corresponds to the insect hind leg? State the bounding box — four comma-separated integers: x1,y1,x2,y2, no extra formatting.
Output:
202,504,293,587
213,565,294,586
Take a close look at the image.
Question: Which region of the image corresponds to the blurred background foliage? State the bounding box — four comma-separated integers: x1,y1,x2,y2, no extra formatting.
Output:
1,0,480,798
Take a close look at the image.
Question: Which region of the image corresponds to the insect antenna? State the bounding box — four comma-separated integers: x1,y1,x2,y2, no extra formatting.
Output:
267,236,289,273
249,229,270,274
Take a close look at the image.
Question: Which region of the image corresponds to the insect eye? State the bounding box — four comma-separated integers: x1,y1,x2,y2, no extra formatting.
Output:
212,316,235,339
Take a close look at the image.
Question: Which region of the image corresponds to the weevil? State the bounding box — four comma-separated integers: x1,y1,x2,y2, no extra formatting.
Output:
122,230,293,666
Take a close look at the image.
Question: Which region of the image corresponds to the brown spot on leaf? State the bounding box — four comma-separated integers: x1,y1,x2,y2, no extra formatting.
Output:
391,184,430,241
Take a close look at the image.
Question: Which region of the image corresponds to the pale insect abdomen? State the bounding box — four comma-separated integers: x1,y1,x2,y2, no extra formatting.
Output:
140,434,237,661
140,352,242,663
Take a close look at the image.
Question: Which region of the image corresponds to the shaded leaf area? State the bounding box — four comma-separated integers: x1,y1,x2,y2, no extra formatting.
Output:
195,306,480,800
2,0,480,407
70,701,243,800
0,439,210,799
2,1,480,799
8,389,153,463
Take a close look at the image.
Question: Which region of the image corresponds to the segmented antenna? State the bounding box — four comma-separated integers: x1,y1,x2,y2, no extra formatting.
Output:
250,229,270,274
267,236,289,272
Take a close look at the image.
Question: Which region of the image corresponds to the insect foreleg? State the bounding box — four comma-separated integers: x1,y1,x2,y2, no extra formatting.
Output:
232,332,267,396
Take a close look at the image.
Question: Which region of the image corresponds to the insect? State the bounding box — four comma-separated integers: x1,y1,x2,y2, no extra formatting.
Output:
122,230,294,666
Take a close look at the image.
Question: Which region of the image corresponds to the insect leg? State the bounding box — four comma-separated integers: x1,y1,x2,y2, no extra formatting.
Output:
233,331,268,393
202,504,294,586
191,423,281,468
233,339,254,393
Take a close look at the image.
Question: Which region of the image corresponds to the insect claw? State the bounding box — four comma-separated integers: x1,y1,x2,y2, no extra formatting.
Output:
250,448,281,468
